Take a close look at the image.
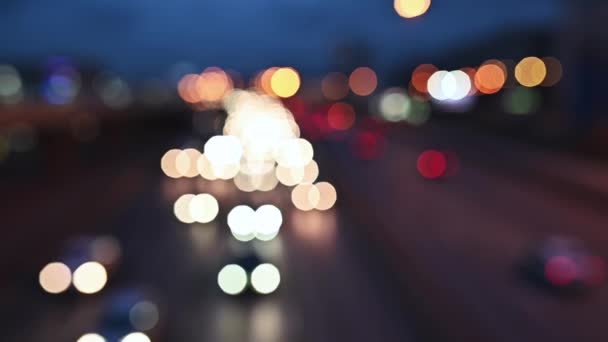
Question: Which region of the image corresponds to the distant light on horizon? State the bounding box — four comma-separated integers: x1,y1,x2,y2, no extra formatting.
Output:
411,64,437,94
474,62,506,94
394,0,431,18
322,72,350,100
515,57,547,87
541,57,563,87
0,65,24,104
271,67,301,98
349,67,377,96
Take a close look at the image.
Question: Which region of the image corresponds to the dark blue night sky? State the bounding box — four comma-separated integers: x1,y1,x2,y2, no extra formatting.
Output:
0,0,563,78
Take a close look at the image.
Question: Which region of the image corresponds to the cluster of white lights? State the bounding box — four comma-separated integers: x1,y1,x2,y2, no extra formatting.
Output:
221,90,317,190
227,204,283,242
217,263,281,295
173,193,219,224
160,90,337,210
427,70,472,101
39,261,108,295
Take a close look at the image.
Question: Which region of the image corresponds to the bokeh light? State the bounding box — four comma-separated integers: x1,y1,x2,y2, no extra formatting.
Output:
94,73,132,109
174,194,195,223
90,236,122,266
253,171,280,192
327,102,356,130
39,262,71,294
121,332,151,342
178,148,202,178
204,135,243,166
314,182,337,211
417,150,447,179
541,57,563,87
474,63,506,94
72,262,108,294
349,67,377,96
257,67,279,96
254,204,283,241
544,256,578,287
460,67,479,96
227,205,282,241
178,74,201,103
196,67,233,105
251,263,281,294
503,87,541,115
129,301,159,331
218,264,248,295
428,70,471,101
321,72,349,100
406,97,431,126
302,160,320,184
394,0,431,18
42,65,81,105
445,70,471,101
233,172,257,193
411,64,438,94
379,88,411,121
223,90,300,164
77,333,106,342
188,193,219,223
197,153,218,180
515,57,547,87
228,205,256,242
427,70,449,100
276,164,304,186
275,138,314,168
161,149,183,179
0,65,23,104
291,184,320,211
270,67,300,98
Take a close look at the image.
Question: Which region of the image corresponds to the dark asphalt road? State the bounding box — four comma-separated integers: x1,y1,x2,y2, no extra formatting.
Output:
2,120,608,341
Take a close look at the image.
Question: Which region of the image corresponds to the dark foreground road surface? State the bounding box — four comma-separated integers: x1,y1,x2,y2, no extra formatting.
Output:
2,119,608,342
